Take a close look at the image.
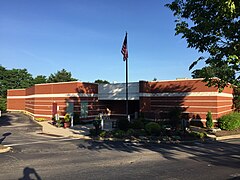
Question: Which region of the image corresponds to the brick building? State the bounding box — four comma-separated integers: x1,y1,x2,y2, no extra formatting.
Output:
139,79,233,125
7,79,234,125
7,81,98,120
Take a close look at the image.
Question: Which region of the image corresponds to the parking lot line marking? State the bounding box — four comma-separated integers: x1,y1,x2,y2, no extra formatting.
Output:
4,137,82,147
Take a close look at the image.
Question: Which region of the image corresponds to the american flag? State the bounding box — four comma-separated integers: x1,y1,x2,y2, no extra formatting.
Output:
121,32,128,61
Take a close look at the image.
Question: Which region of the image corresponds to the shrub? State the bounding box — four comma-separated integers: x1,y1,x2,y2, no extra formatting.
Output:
168,107,183,129
117,118,129,131
93,119,101,127
172,136,181,141
130,118,144,129
64,113,71,122
189,131,206,139
56,119,62,127
91,120,101,135
90,129,105,137
126,129,135,136
206,111,213,128
198,132,207,139
99,131,111,138
218,112,240,130
35,118,47,122
145,122,161,136
112,130,126,138
130,129,146,137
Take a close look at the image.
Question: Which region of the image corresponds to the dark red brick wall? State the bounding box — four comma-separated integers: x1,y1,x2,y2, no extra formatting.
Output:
7,82,98,120
7,89,26,111
139,79,233,123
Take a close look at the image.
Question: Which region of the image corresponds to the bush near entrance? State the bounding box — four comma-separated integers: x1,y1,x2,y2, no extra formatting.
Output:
89,116,210,142
218,112,240,131
145,122,161,136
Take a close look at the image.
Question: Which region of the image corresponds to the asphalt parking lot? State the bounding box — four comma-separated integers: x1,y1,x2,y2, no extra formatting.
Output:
0,113,240,180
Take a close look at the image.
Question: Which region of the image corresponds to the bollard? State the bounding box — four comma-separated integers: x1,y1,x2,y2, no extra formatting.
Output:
71,116,74,127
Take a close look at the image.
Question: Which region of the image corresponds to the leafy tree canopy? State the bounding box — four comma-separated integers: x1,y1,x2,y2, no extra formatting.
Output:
0,66,34,98
0,66,78,111
33,75,47,85
47,69,78,83
166,0,240,90
0,65,34,111
94,79,110,84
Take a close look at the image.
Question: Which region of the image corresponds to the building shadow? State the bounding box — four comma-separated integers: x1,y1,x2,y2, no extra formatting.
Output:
140,81,197,129
78,139,240,170
19,167,42,180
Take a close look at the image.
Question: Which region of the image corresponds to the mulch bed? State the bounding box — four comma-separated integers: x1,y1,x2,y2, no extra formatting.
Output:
190,125,240,137
214,128,240,137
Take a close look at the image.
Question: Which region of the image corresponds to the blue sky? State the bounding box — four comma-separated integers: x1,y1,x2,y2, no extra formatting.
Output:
0,0,205,83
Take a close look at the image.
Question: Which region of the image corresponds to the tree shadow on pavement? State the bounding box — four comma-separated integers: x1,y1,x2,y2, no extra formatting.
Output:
0,132,11,144
19,167,42,180
144,141,240,169
78,140,142,153
78,139,240,169
0,114,12,126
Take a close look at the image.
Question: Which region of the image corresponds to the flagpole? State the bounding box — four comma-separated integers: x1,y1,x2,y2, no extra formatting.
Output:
121,31,129,120
126,50,129,120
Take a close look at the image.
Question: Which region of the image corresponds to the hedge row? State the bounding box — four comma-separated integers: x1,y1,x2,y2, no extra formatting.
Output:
218,112,240,130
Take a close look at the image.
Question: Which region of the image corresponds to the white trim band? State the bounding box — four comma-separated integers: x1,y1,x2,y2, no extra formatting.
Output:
140,92,233,98
7,93,98,99
151,104,232,109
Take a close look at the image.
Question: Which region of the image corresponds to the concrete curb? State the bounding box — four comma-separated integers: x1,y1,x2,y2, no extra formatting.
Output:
34,119,240,143
207,133,240,141
216,134,240,141
39,132,92,140
0,145,12,153
90,136,209,145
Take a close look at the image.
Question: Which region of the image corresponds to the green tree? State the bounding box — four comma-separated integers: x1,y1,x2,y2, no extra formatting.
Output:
33,75,47,85
233,86,240,111
0,67,33,98
0,65,7,98
206,111,213,128
191,64,235,83
0,66,7,111
94,79,110,84
166,0,240,90
0,98,6,112
0,65,34,111
47,69,77,83
169,107,183,129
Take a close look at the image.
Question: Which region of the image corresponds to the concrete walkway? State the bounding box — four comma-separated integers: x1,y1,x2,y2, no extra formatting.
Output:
37,121,92,139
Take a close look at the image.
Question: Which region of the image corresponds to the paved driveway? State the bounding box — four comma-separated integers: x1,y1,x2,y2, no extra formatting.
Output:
0,113,240,180
0,113,43,146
